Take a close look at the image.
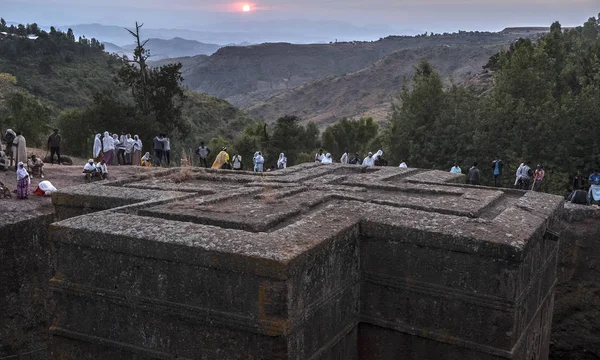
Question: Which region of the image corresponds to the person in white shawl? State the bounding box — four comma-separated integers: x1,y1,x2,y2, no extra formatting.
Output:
340,149,349,165
362,152,375,166
132,135,143,166
372,150,383,161
16,161,30,199
253,152,265,172
277,153,287,169
33,180,57,197
399,161,408,168
102,132,115,165
93,134,102,162
321,153,333,164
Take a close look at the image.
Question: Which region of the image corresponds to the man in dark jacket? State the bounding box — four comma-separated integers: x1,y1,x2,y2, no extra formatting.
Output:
47,129,62,165
349,153,361,165
468,162,480,185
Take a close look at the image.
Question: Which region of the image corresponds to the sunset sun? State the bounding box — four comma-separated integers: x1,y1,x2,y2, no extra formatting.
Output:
242,4,251,12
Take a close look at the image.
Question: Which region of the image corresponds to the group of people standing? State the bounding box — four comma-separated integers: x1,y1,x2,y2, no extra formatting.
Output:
319,149,405,167
206,146,288,172
93,131,145,167
2,129,62,199
460,158,546,191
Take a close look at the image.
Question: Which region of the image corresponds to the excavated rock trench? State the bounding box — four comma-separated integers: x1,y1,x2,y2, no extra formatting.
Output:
1,166,599,359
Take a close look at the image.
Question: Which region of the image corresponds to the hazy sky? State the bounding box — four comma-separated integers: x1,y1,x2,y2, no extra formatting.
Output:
3,0,598,33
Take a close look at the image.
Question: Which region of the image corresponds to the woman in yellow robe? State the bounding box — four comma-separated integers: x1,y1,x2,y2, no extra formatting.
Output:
211,147,230,169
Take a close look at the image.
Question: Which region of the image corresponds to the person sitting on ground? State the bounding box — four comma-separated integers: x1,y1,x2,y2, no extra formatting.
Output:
340,149,350,165
141,152,152,167
212,147,230,169
0,150,8,171
27,155,44,179
277,153,287,169
362,152,375,166
321,153,333,164
532,164,545,192
349,153,361,165
232,154,243,170
96,160,108,180
83,159,98,181
399,161,408,168
315,149,325,163
468,162,480,185
16,161,30,199
253,151,265,172
450,164,462,174
33,180,57,197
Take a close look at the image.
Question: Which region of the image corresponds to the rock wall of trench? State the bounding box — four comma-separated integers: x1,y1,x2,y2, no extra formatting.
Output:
0,213,54,359
550,205,600,360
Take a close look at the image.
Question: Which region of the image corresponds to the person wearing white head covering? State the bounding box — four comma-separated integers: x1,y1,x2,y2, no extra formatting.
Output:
33,180,57,197
102,132,115,165
340,149,350,165
277,153,287,169
12,131,27,169
132,135,143,166
253,151,265,172
125,134,134,164
93,134,103,162
141,152,152,167
362,152,375,166
321,153,333,164
399,161,408,168
372,150,383,161
112,134,120,165
16,161,30,199
83,159,97,181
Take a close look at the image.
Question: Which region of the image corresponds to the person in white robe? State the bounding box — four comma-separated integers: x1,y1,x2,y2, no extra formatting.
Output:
321,153,333,164
340,149,350,165
93,134,102,162
277,153,287,169
399,161,408,168
362,152,375,166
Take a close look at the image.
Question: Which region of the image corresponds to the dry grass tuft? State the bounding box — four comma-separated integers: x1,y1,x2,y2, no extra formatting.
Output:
173,149,194,184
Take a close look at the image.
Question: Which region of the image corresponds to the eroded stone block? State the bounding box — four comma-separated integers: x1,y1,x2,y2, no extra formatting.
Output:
48,165,563,359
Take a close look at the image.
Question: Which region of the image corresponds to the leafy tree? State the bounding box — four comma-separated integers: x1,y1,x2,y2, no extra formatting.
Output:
1,91,51,146
321,117,378,160
115,22,188,136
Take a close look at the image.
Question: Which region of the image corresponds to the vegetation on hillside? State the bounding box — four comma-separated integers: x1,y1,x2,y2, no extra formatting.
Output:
0,18,256,154
222,16,600,196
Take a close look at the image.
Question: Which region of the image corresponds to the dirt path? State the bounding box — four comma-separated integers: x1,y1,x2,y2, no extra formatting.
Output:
0,163,156,217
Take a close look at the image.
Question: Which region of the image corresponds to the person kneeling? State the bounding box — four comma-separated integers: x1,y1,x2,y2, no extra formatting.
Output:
27,155,45,179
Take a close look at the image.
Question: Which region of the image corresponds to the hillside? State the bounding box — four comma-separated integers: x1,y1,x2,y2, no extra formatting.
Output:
0,30,121,110
248,44,506,124
0,21,256,155
147,55,209,82
105,38,221,60
181,32,524,110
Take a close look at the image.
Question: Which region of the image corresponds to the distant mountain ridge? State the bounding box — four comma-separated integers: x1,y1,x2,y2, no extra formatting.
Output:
179,32,522,111
103,38,221,60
